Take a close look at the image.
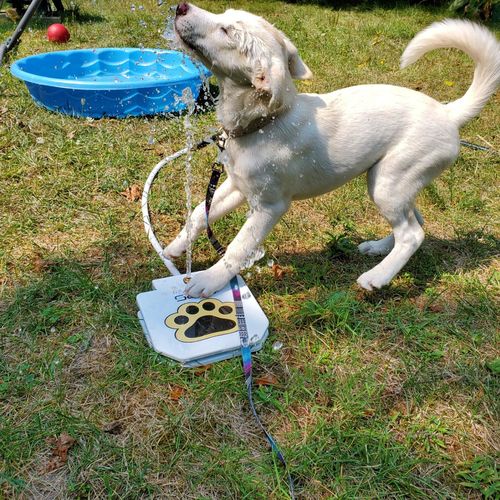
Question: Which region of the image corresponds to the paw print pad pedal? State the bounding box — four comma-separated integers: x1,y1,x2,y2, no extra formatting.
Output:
136,273,269,367
165,298,238,342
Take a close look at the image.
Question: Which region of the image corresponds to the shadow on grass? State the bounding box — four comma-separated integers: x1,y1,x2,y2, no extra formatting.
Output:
260,229,499,295
27,7,106,25
0,241,497,498
283,0,449,11
60,8,106,24
1,224,497,343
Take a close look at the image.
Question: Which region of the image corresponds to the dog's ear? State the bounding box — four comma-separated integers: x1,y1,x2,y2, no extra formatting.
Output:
279,31,313,80
251,55,287,109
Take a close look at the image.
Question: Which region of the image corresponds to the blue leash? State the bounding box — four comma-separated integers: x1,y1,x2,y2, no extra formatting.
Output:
205,159,295,499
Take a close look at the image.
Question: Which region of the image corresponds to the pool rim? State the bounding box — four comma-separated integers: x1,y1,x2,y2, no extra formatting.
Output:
10,47,211,91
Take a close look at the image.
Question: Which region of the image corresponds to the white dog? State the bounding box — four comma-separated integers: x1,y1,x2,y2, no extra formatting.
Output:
165,2,499,298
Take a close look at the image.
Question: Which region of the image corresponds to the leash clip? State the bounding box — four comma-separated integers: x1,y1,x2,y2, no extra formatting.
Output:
211,160,224,175
216,129,228,151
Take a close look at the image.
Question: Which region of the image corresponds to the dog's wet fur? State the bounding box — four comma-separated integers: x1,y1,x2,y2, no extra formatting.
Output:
164,2,500,298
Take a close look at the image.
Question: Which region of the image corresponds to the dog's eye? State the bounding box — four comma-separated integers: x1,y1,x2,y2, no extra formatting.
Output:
220,26,229,35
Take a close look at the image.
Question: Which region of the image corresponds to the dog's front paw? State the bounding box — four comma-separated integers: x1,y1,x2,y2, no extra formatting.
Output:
185,267,232,298
163,235,187,259
356,270,390,291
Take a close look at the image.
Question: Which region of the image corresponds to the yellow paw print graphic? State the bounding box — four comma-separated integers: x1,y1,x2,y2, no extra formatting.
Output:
165,298,238,343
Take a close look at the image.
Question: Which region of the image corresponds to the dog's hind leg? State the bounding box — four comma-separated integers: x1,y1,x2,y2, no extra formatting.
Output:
357,205,424,291
358,208,424,256
163,179,245,259
356,155,432,290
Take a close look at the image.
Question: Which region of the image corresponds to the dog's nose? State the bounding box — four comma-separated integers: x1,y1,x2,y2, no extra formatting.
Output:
176,2,189,16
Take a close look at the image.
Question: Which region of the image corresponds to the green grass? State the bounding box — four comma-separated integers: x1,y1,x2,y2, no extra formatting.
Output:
1,0,499,498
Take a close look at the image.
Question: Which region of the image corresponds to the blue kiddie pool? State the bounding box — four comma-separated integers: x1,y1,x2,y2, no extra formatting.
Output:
10,48,210,118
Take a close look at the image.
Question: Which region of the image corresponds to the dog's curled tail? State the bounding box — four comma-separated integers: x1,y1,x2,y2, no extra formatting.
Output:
401,19,500,127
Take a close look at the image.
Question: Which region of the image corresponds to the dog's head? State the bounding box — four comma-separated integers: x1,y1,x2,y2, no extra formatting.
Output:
174,3,312,131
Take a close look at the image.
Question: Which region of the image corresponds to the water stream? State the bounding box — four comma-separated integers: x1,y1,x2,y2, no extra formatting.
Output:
178,87,196,278
162,4,201,279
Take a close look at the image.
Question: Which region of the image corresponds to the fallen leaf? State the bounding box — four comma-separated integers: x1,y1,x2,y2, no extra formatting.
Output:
120,184,142,202
272,264,285,280
255,373,279,386
193,365,212,376
154,145,167,156
102,421,124,435
444,80,455,87
66,130,76,140
33,254,51,273
53,433,75,460
45,433,75,472
169,385,185,401
428,302,444,313
45,457,63,473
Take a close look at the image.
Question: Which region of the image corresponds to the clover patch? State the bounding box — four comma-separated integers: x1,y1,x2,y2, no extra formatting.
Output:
165,298,238,342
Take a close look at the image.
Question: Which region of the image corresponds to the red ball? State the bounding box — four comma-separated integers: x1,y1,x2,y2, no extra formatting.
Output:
47,23,70,43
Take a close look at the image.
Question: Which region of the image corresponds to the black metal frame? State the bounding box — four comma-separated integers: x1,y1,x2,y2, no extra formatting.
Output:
0,0,62,67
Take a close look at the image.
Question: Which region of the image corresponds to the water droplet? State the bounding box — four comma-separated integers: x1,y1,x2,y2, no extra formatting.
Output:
272,341,283,351
242,247,265,269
